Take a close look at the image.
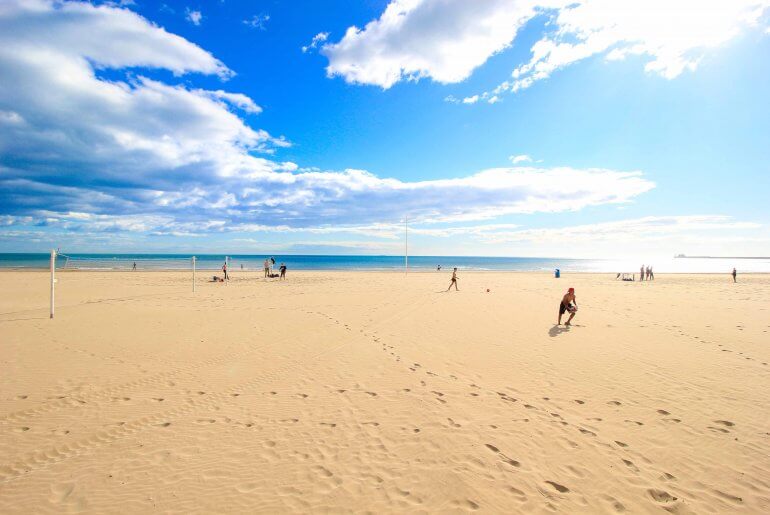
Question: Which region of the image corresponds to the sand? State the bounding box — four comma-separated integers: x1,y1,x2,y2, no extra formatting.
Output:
0,270,768,513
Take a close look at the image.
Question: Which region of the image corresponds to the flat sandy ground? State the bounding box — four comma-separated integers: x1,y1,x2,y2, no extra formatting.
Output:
0,270,768,514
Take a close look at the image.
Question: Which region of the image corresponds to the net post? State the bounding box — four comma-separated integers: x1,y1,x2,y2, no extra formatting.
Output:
192,256,196,292
49,249,56,319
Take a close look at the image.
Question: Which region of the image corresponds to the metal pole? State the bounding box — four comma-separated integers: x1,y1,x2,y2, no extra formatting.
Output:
50,249,56,319
192,256,196,292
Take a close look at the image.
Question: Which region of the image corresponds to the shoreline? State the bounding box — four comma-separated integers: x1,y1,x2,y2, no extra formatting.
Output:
0,268,766,275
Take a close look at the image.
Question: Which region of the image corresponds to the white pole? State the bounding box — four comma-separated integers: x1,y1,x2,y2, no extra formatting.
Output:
49,249,56,319
192,256,196,292
405,216,408,275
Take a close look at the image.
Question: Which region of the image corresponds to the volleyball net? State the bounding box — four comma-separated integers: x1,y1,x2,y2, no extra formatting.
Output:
49,252,199,318
60,255,196,270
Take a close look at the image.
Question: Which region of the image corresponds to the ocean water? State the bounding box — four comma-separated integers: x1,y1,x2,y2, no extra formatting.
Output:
0,253,768,273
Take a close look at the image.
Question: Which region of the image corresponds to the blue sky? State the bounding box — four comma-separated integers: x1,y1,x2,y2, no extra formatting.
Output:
0,0,768,257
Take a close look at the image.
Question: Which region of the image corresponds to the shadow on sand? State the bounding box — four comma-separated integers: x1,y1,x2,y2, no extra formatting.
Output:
548,324,571,337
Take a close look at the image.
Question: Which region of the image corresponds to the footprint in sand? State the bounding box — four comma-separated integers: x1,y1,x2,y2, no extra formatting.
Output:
657,409,670,415
545,481,570,493
647,489,677,504
714,420,734,427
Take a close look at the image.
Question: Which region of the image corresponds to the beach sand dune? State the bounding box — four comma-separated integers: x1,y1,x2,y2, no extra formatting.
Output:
1,271,768,513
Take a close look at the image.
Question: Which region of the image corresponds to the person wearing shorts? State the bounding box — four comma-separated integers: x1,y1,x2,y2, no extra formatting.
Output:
279,263,287,280
446,267,459,291
264,258,270,278
558,287,577,325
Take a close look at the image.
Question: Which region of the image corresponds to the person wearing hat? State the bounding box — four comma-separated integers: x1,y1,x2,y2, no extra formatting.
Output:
558,287,578,325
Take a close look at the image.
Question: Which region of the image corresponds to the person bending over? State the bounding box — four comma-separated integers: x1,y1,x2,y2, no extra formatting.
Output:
558,287,578,325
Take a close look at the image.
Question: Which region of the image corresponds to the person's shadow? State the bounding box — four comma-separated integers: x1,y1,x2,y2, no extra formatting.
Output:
548,324,571,337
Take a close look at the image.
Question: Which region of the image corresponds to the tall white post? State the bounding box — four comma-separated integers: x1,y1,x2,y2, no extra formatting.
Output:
192,256,196,292
405,216,408,275
49,249,56,319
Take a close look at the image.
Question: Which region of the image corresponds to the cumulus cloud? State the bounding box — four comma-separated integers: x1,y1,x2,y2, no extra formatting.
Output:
322,0,770,93
0,0,657,247
302,32,329,53
323,0,552,88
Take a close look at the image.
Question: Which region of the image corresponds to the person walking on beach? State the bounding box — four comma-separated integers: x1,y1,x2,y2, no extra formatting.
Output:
640,265,645,281
264,258,270,278
132,261,136,271
222,261,229,281
558,287,578,325
279,263,287,280
732,267,737,283
648,266,654,280
446,267,459,291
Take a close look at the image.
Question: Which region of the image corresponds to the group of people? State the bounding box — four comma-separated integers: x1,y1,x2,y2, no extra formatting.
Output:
639,265,654,281
219,257,287,281
262,257,287,280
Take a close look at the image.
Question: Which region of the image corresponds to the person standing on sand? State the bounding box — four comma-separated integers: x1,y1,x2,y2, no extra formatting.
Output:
446,267,459,291
222,261,229,281
264,258,270,278
558,287,578,325
640,265,645,281
649,266,654,280
280,263,287,280
732,268,737,283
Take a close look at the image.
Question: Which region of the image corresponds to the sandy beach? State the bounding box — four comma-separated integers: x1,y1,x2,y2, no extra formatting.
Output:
0,270,768,513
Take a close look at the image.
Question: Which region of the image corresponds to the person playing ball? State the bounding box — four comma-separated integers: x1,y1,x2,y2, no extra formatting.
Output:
558,287,578,326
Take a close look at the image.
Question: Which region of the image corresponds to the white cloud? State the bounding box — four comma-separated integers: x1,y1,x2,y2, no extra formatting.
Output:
243,13,270,30
499,0,770,94
462,95,479,104
322,0,770,93
185,8,202,26
302,32,329,53
322,0,555,88
0,0,657,245
509,154,532,164
472,215,762,244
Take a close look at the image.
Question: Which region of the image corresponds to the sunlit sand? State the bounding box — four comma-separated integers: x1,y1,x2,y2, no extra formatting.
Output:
1,271,768,513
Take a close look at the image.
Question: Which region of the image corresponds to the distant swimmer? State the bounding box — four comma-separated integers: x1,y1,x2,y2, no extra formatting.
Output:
437,265,442,271
732,267,737,283
558,287,578,326
222,261,229,280
280,263,287,280
446,267,459,291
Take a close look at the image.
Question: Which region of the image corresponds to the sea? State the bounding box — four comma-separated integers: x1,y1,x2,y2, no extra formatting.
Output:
0,253,768,273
